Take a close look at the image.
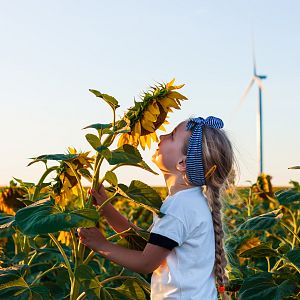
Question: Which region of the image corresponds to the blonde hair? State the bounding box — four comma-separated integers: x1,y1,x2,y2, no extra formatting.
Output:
182,119,239,298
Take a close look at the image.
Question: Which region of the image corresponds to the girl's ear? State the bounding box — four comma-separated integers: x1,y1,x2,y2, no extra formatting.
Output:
176,155,187,172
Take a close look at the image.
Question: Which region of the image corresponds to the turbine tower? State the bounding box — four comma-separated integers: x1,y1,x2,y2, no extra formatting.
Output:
231,40,267,175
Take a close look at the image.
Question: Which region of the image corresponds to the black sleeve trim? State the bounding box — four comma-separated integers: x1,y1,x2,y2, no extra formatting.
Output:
148,232,179,250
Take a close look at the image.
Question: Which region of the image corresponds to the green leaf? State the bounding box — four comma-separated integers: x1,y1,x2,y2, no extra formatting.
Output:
106,144,142,165
288,166,300,169
30,285,50,300
74,265,101,299
237,210,281,231
96,146,112,160
238,272,297,300
116,230,148,251
89,89,120,110
27,154,78,167
104,171,118,186
0,265,50,300
82,123,112,130
100,288,114,299
0,265,28,283
0,214,15,237
78,168,93,182
114,181,163,217
239,242,278,258
105,279,147,300
286,247,300,269
85,134,101,150
275,189,300,205
12,177,35,188
15,197,99,236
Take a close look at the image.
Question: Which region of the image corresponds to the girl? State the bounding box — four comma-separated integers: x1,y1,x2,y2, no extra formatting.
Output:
78,116,236,300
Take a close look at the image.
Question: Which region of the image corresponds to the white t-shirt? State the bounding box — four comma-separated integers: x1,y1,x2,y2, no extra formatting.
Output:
148,186,218,300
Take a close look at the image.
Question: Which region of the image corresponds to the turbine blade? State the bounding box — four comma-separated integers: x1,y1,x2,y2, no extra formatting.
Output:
240,78,255,103
251,26,257,76
228,78,255,121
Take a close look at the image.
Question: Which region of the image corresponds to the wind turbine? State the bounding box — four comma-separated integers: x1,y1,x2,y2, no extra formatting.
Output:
230,41,267,175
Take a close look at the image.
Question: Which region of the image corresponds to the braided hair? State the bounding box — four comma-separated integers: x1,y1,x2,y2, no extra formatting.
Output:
182,121,238,299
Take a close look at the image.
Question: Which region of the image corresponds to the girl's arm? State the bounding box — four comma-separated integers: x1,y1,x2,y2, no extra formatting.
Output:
90,186,143,237
99,240,170,274
78,227,170,274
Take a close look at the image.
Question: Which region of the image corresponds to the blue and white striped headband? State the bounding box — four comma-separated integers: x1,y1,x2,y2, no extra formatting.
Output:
185,116,224,186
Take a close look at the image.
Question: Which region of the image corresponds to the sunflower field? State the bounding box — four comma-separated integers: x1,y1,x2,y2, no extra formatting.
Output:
0,79,299,299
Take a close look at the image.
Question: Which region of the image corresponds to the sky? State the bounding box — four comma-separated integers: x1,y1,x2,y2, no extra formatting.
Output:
0,0,299,188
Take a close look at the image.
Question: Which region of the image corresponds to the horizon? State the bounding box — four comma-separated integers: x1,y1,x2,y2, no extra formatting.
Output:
0,1,299,187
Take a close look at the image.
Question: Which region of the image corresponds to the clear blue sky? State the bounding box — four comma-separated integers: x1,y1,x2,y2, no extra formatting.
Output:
0,0,299,187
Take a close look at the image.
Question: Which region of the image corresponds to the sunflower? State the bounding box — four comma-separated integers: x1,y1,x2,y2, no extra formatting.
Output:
52,147,94,207
0,187,26,215
117,78,188,150
251,173,275,209
237,237,261,264
57,231,72,247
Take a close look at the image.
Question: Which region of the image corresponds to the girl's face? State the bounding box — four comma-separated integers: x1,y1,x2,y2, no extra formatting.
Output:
151,121,191,173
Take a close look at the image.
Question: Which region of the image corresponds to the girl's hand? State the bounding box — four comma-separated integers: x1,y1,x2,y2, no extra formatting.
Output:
77,227,108,252
88,183,108,206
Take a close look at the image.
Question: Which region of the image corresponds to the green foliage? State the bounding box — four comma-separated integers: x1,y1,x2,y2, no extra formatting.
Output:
0,83,168,299
15,197,99,236
224,173,300,299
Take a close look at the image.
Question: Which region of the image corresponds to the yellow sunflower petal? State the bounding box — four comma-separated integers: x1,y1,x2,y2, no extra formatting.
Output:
141,118,155,132
159,97,179,111
158,124,167,131
147,101,160,115
132,133,140,147
68,147,77,154
66,168,74,176
150,132,159,142
118,133,130,147
134,120,142,135
163,97,181,109
166,78,176,89
169,83,185,90
167,91,188,100
139,135,146,150
145,135,151,149
144,110,157,122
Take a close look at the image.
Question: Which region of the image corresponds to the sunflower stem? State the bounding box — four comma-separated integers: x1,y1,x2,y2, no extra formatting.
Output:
49,233,73,281
281,222,300,244
32,166,57,201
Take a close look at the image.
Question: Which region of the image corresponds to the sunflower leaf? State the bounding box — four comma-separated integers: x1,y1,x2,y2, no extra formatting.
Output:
114,180,162,215
237,210,282,231
27,154,78,167
104,171,118,186
238,242,278,258
82,123,112,130
0,214,15,237
89,89,120,110
0,265,50,299
15,197,99,236
96,146,112,160
85,134,101,150
106,145,142,165
238,272,297,300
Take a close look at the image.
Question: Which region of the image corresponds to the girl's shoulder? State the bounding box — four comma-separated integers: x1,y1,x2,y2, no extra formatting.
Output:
160,189,212,228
